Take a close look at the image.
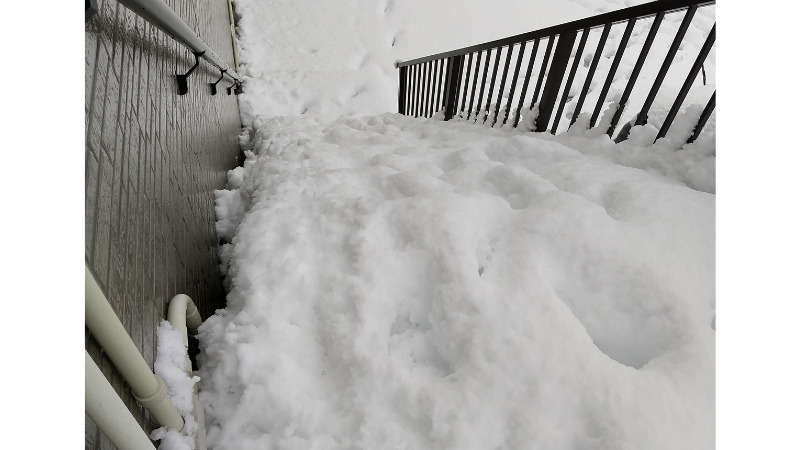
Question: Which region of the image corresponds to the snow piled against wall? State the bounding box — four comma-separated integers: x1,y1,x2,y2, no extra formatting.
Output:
199,113,715,450
151,321,201,450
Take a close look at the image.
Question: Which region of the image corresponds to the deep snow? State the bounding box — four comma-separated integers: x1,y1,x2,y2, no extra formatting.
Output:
149,1,717,449
198,113,714,450
231,0,715,134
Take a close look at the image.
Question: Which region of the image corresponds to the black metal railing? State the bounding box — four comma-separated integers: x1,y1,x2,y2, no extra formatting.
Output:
395,0,715,146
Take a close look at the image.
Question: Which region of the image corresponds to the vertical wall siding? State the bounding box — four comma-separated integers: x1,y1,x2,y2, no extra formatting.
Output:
85,0,242,448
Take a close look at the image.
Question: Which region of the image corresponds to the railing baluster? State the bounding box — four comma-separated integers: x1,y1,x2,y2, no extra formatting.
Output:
536,31,577,132
530,36,555,109
440,59,449,113
686,91,715,144
432,59,441,115
415,63,422,117
398,66,408,114
409,64,415,117
436,59,450,112
418,63,426,117
633,5,698,127
440,59,448,113
443,55,465,121
501,41,526,127
474,48,494,123
414,63,424,117
431,60,441,117
607,12,664,137
410,65,416,115
551,28,590,134
421,61,428,117
429,60,436,117
513,38,540,128
433,59,444,114
484,46,504,124
417,63,424,117
454,57,466,118
569,23,612,128
432,60,439,117
655,23,715,142
432,62,438,117
491,44,516,127
419,62,426,117
467,51,483,121
460,52,474,116
424,61,433,117
590,18,636,128
428,61,438,117
406,65,413,116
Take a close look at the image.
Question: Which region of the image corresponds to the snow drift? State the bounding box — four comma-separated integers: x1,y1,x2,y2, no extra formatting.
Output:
198,114,714,450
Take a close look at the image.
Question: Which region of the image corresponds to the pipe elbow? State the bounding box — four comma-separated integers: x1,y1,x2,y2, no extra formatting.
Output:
167,294,203,336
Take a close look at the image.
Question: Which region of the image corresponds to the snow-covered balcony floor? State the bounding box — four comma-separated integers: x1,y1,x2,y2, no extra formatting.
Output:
198,113,714,450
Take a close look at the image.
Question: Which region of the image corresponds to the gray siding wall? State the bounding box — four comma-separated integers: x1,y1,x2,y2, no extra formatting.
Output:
85,0,242,448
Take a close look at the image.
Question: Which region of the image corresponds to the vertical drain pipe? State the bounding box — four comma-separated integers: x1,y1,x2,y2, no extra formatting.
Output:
86,350,157,450
85,266,185,431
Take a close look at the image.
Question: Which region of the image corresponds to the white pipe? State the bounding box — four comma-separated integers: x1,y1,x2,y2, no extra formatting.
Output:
167,294,201,391
167,294,202,354
85,266,185,431
227,0,240,69
116,0,243,83
167,294,208,450
86,350,157,450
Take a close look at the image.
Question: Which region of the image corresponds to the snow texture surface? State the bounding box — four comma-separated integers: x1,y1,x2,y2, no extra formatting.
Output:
199,114,715,450
152,321,201,450
192,0,716,448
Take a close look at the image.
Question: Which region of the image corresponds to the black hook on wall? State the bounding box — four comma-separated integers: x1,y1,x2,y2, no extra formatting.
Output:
226,81,243,96
176,51,205,95
210,69,226,95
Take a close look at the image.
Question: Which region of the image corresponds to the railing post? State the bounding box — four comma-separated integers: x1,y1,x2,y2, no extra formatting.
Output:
398,65,408,115
443,55,465,121
534,31,577,132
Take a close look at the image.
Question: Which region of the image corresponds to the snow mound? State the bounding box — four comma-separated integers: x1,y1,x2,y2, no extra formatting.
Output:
199,113,714,450
151,321,201,450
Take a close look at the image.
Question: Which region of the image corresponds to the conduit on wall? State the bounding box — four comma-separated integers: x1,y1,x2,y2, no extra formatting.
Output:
85,267,212,449
86,350,158,450
85,265,185,432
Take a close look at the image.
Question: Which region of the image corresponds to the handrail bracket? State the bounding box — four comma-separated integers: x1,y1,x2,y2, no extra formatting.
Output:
176,51,205,96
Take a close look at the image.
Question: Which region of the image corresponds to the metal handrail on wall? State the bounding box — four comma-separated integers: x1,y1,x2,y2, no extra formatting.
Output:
110,0,244,96
395,0,715,146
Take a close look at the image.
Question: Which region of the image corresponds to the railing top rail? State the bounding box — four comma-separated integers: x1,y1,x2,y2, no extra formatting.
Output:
395,0,714,68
